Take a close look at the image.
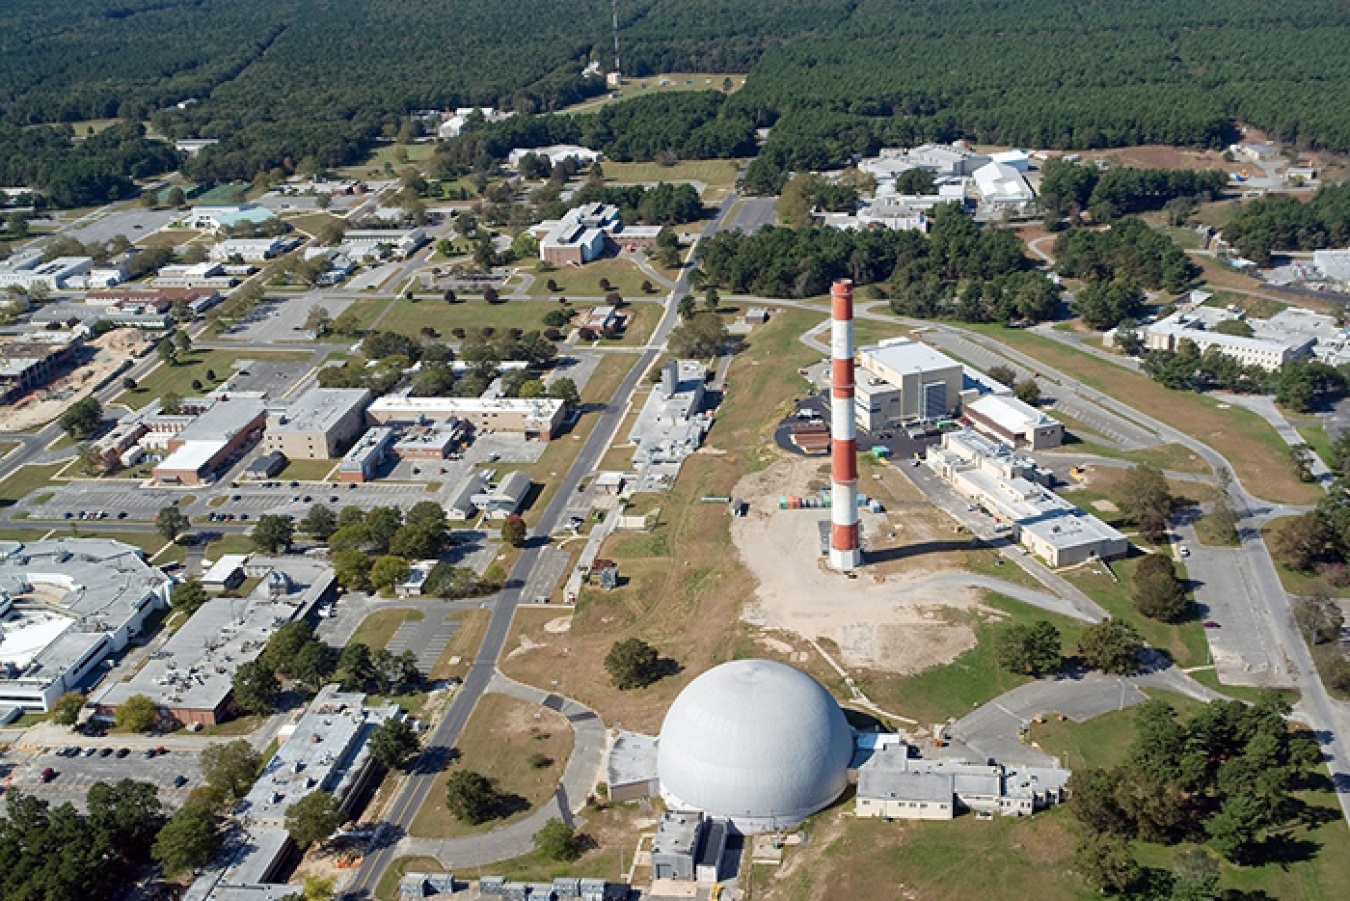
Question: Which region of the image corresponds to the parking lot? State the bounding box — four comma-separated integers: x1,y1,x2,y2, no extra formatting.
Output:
3,745,202,813
221,355,316,398
222,293,355,345
64,208,184,247
28,481,185,523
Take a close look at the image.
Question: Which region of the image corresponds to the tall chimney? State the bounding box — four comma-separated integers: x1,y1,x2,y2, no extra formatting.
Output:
829,280,862,570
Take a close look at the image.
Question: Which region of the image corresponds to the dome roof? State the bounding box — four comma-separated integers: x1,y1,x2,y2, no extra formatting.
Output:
657,659,854,832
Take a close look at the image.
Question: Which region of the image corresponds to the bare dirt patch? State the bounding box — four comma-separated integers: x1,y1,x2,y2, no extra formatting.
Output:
1080,144,1232,172
731,455,980,674
0,330,152,431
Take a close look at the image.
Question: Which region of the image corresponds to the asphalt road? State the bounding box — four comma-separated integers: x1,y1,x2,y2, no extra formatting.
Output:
340,179,745,899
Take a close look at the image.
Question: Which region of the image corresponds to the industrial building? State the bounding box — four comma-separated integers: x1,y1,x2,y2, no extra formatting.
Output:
153,261,236,289
927,429,1127,566
392,421,466,460
339,228,428,261
0,539,172,713
368,396,565,442
507,144,603,169
855,744,1069,820
184,686,399,901
964,394,1063,449
263,387,372,459
855,338,964,430
859,144,991,182
153,396,267,485
94,558,335,725
629,360,710,467
656,659,855,833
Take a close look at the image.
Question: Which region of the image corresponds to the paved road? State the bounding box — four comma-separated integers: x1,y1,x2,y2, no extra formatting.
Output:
392,675,606,869
341,178,747,899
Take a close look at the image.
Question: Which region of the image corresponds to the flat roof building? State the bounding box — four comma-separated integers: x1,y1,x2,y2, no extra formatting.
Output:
965,394,1063,449
154,397,267,485
855,745,1069,820
391,421,465,460
368,396,565,442
1112,305,1314,371
973,162,1036,214
184,686,398,900
338,426,396,483
927,429,1126,567
181,204,277,232
264,388,372,460
94,559,334,725
476,470,532,520
629,360,710,468
0,539,172,713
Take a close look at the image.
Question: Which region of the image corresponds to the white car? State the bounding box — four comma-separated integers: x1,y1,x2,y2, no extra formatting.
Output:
1178,545,1190,558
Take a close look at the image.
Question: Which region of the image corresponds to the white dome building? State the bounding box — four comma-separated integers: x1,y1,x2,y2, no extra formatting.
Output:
657,659,854,832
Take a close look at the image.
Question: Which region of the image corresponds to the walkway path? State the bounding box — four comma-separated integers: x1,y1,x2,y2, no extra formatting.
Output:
392,676,606,869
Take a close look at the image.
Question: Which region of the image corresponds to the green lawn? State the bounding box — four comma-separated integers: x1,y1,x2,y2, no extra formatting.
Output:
334,141,435,178
520,258,656,299
278,458,337,481
1297,424,1337,471
602,158,742,191
1056,437,1212,476
349,609,425,650
1060,554,1210,667
408,693,572,839
0,462,66,508
858,593,1090,726
204,533,257,558
378,297,556,337
117,349,306,410
283,211,346,238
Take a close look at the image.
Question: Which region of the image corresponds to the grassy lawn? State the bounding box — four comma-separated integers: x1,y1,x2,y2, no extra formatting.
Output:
379,297,556,337
0,462,66,508
857,593,1089,726
334,141,435,178
375,856,445,901
602,158,742,190
1055,437,1212,476
136,228,199,249
520,258,655,299
349,609,424,650
192,714,269,737
204,533,257,559
283,211,346,238
408,693,572,839
958,322,1321,505
117,349,306,410
1297,424,1337,471
1061,554,1210,667
278,458,337,481
579,352,640,406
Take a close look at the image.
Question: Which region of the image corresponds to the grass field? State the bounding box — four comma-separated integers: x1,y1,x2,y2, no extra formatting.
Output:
1061,554,1210,667
602,158,742,191
349,609,425,650
283,211,346,238
408,693,571,839
519,258,657,299
1297,424,1338,471
1055,438,1212,476
378,297,557,337
429,609,491,681
0,462,66,508
958,323,1321,505
278,458,337,482
335,141,435,178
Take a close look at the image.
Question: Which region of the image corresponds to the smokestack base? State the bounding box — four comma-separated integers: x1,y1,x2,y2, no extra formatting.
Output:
829,547,863,571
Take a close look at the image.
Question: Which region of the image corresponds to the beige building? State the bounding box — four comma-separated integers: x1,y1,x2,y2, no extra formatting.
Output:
965,394,1063,449
367,396,566,442
856,338,964,428
263,388,372,459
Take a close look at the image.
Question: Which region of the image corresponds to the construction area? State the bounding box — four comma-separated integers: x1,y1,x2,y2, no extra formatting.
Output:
0,329,152,432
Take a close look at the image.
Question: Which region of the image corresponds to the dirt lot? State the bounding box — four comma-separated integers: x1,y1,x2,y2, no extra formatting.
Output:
1079,145,1233,172
0,330,151,431
731,455,982,675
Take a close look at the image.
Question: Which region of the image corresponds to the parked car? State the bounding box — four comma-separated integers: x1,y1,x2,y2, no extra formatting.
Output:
172,775,188,788
40,768,55,783
115,747,130,758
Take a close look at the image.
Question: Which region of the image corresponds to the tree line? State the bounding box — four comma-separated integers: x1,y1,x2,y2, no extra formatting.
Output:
1038,160,1229,222
0,121,180,207
1223,183,1350,265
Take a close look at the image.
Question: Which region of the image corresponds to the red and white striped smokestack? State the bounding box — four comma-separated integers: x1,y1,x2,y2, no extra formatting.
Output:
829,280,862,570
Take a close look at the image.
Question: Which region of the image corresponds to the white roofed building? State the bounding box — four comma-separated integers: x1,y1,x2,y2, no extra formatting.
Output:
965,394,1063,449
973,162,1036,216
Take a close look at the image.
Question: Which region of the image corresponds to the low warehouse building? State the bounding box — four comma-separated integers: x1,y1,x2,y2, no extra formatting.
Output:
965,394,1063,449
368,396,565,442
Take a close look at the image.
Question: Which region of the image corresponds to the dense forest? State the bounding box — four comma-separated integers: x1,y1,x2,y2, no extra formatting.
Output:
5,1,1350,200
